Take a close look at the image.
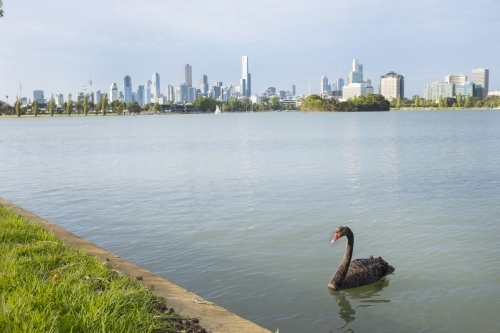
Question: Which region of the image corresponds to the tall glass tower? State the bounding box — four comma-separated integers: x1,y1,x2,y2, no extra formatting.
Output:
348,59,363,84
242,56,251,97
184,65,192,87
146,80,152,105
472,68,489,98
152,72,160,101
124,76,132,103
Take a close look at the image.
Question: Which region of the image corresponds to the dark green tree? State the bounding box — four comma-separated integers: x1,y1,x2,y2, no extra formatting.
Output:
66,93,73,116
83,94,89,116
32,100,39,117
153,102,161,113
414,95,420,107
15,98,21,117
101,93,108,115
128,101,141,114
0,0,4,18
438,95,444,109
269,96,281,110
193,97,219,112
75,100,83,115
456,93,463,108
48,96,56,116
464,94,472,108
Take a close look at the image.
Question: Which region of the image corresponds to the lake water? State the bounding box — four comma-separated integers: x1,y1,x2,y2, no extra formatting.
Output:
1,111,499,333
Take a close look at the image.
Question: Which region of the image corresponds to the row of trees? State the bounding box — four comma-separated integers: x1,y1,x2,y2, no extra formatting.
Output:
391,94,500,109
300,94,391,112
0,93,167,117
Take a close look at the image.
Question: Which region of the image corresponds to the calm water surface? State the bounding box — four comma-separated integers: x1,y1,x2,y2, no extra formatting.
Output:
1,111,499,332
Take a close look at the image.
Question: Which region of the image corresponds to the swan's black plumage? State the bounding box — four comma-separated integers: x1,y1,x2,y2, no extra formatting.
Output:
328,226,395,290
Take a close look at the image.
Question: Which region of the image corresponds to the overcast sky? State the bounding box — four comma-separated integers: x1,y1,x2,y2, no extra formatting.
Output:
1,0,498,102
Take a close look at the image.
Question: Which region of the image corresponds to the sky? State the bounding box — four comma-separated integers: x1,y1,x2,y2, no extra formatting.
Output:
1,0,499,102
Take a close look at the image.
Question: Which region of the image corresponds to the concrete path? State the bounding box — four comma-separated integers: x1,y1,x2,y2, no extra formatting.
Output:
0,198,271,333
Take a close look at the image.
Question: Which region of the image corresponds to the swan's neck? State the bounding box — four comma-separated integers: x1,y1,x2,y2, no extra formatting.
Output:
331,232,354,286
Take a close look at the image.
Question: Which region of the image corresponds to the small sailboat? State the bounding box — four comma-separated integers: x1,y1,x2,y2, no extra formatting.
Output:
215,105,222,114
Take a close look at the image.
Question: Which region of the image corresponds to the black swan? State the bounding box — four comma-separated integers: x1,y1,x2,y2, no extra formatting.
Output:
328,226,395,290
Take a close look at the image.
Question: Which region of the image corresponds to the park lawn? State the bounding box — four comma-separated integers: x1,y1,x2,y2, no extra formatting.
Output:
0,205,199,333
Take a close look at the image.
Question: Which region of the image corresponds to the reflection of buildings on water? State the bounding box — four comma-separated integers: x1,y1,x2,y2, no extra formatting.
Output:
329,278,391,332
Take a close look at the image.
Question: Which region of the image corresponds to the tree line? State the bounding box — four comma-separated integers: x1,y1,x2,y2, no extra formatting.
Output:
391,94,500,109
1,94,299,117
300,94,391,112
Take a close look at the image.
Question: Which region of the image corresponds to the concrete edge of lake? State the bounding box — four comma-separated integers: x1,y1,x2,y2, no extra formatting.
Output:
0,197,271,333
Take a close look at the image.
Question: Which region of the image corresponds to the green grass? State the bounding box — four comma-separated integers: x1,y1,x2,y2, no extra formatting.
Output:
0,205,197,333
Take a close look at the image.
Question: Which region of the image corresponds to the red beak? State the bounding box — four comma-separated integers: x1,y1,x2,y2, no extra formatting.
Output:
332,233,339,243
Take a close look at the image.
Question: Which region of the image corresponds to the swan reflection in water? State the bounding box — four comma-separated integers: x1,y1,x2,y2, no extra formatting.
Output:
329,278,391,332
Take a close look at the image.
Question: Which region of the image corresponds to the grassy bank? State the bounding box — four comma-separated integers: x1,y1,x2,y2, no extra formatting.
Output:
0,205,205,333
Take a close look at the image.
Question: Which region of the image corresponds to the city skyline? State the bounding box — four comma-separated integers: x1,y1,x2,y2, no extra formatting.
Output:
1,0,499,101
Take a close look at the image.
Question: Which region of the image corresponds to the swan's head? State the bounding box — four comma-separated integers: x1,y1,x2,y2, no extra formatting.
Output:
331,226,351,243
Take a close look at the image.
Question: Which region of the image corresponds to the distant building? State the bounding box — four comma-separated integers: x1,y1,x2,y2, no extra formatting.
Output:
321,75,331,94
188,87,197,102
110,83,118,102
137,85,144,106
292,84,296,96
77,92,84,102
166,85,174,102
33,90,44,104
471,68,489,98
267,87,276,95
146,80,152,104
455,82,475,97
55,92,64,105
336,77,344,92
152,73,160,101
242,56,251,97
445,74,467,85
250,94,260,104
348,60,363,84
343,83,370,100
184,64,192,87
95,90,102,104
210,86,221,100
124,76,133,103
199,75,208,95
380,71,405,101
487,91,500,97
176,83,189,103
423,82,454,101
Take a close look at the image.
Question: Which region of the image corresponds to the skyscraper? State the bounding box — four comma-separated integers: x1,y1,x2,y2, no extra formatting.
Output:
471,68,489,98
176,84,189,103
242,56,251,97
124,76,132,103
348,60,363,84
110,83,118,102
292,84,296,96
199,75,208,95
152,72,160,101
166,85,175,102
336,77,344,93
184,64,192,87
95,90,102,104
146,80,152,104
137,85,144,106
380,71,404,101
321,75,331,93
